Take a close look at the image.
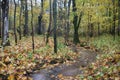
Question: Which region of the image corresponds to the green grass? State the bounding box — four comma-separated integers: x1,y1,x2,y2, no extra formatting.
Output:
79,34,120,79
86,34,120,53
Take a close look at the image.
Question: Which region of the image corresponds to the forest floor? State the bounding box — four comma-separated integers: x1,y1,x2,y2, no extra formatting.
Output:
31,45,97,80
0,34,120,80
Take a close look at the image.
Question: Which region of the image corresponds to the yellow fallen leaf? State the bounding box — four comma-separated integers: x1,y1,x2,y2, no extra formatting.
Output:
8,74,15,80
0,61,6,67
57,74,63,78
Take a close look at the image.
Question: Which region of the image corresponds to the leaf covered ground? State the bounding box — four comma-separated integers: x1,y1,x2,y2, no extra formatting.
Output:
0,36,78,80
0,34,120,80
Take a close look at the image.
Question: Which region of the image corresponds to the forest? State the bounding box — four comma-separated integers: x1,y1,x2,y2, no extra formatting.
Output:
0,0,120,80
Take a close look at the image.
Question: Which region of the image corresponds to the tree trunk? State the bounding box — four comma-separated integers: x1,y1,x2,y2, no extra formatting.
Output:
18,0,22,40
72,0,84,44
66,0,71,41
118,0,120,36
23,0,29,36
73,14,80,44
31,0,35,53
38,0,43,34
13,0,17,45
1,0,10,46
53,0,57,53
0,0,1,38
72,0,79,44
46,0,52,44
112,0,116,40
64,0,68,44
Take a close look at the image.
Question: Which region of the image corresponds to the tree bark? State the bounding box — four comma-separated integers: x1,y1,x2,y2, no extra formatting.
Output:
72,0,79,44
118,0,120,36
31,0,35,53
18,0,22,40
72,0,84,44
66,0,71,42
38,0,43,34
46,0,52,44
0,0,1,38
13,0,17,45
112,0,116,40
53,0,57,53
23,0,29,36
1,0,10,46
64,0,67,44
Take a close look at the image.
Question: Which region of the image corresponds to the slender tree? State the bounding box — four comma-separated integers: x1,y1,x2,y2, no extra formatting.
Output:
46,0,52,44
13,0,17,45
118,0,120,36
0,0,1,38
31,0,35,53
53,0,57,53
18,0,22,40
66,0,71,43
38,0,44,34
23,0,29,36
112,0,116,40
64,0,68,44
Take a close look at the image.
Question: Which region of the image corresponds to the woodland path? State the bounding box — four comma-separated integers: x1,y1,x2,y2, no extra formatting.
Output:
30,46,97,80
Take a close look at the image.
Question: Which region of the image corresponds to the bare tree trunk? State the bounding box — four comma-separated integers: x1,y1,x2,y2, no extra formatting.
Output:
38,0,43,34
18,0,22,40
118,0,120,36
65,0,71,44
0,0,1,38
46,0,52,44
53,0,57,53
72,0,79,44
72,0,84,44
112,0,116,40
24,0,29,36
13,0,17,45
64,0,68,44
1,0,10,46
31,0,35,53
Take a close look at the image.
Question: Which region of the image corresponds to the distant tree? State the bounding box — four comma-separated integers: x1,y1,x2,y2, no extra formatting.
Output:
13,0,17,45
64,0,67,44
35,0,37,6
53,0,57,53
23,0,29,36
38,0,44,34
88,13,93,37
1,0,10,46
0,0,1,38
46,0,52,44
18,0,22,40
118,0,120,36
66,0,71,43
31,0,35,53
112,0,116,40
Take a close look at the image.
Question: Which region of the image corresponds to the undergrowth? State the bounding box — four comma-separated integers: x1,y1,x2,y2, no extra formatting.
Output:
79,34,120,79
